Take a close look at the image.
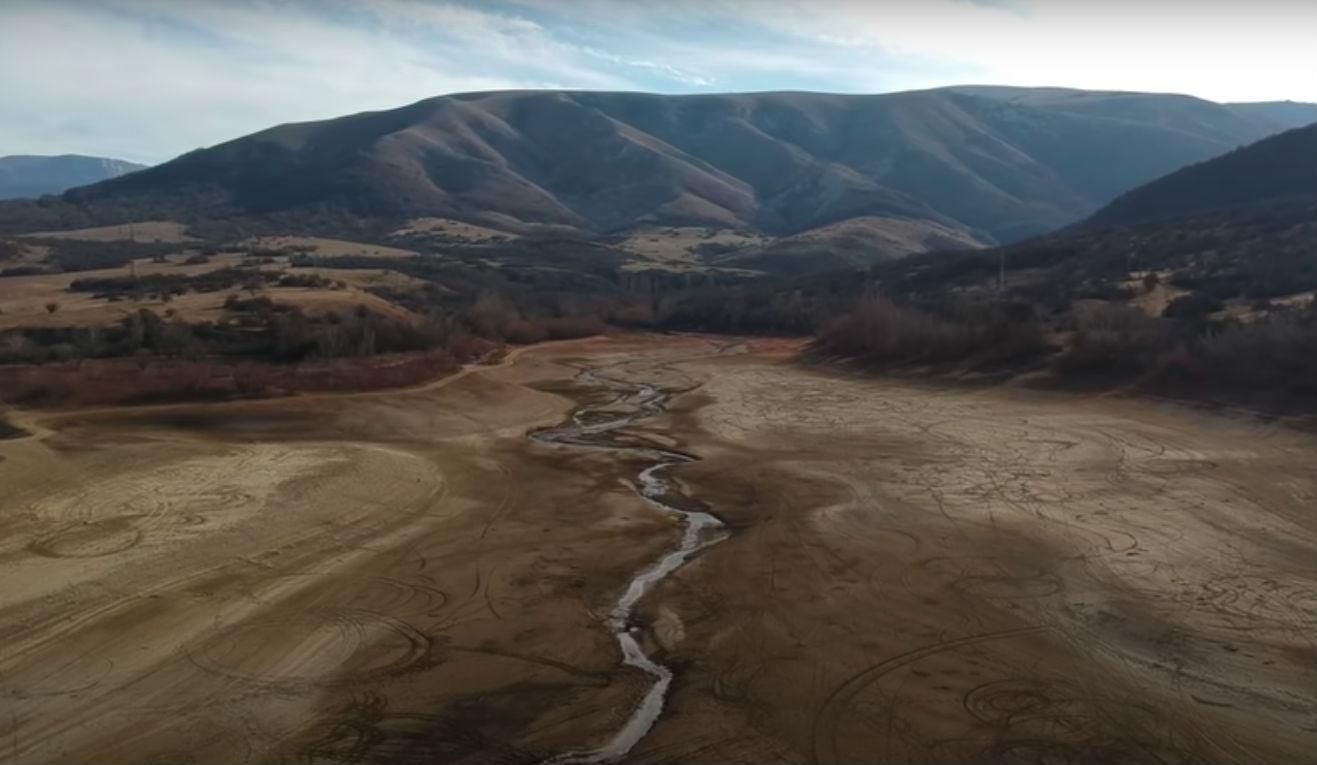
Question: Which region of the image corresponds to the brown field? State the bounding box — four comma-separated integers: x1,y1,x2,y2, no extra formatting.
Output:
392,217,518,242
617,226,766,271
1,335,1314,764
21,221,197,243
0,254,414,330
243,236,417,259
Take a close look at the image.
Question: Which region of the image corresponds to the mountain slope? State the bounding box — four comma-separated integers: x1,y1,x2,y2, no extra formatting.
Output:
3,88,1310,251
1089,122,1317,226
805,120,1317,399
0,155,146,200
1227,101,1317,131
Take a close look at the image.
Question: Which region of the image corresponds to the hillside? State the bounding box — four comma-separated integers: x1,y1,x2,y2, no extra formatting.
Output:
1,109,1315,404
1089,122,1317,226
1226,101,1317,130
0,155,146,200
806,120,1317,403
0,87,1307,261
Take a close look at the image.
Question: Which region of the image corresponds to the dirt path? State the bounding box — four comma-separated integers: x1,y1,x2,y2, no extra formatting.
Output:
1,334,1314,764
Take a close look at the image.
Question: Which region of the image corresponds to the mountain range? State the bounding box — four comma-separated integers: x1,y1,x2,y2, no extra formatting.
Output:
0,155,147,200
3,87,1315,267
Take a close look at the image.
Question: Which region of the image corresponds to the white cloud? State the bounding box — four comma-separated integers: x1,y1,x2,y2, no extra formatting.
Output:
1,0,1314,164
0,0,635,163
730,0,1317,101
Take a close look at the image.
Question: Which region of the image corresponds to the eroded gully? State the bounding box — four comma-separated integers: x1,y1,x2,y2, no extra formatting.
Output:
530,361,728,764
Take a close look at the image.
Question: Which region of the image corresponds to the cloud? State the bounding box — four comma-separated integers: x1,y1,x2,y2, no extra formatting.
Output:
0,0,640,162
2,0,1315,163
726,0,1317,99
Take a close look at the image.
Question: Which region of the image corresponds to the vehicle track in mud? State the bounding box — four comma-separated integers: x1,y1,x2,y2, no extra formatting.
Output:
4,335,1317,764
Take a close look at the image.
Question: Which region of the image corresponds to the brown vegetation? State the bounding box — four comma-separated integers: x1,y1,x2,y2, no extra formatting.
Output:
0,348,469,406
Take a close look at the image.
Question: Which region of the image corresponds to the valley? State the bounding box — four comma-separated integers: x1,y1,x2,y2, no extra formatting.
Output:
5,3,1317,763
2,335,1314,764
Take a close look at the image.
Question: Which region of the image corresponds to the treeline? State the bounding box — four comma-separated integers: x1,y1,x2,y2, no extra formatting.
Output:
803,196,1317,402
872,200,1317,302
67,267,341,301
0,303,473,365
817,296,1048,368
816,292,1317,400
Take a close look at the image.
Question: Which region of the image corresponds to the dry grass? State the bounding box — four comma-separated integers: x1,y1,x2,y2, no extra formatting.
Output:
1128,276,1188,316
22,221,196,243
0,254,265,329
618,226,766,265
781,216,983,251
392,217,517,241
0,242,51,265
265,286,415,322
243,236,416,259
295,266,429,292
0,252,413,330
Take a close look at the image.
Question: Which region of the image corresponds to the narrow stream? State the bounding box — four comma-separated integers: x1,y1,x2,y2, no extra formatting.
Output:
531,365,728,764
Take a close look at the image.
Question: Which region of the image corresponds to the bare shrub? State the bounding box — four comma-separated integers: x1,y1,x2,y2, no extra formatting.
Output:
1058,303,1176,375
818,297,977,363
1197,312,1317,394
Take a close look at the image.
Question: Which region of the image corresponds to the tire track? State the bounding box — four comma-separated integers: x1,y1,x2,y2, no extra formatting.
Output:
810,625,1050,765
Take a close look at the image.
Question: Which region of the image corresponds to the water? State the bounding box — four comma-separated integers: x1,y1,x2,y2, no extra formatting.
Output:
532,368,727,764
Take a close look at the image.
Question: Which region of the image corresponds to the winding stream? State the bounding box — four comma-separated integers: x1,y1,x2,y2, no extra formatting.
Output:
531,364,728,764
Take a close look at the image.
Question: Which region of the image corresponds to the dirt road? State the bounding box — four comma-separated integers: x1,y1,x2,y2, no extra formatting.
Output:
1,335,1314,764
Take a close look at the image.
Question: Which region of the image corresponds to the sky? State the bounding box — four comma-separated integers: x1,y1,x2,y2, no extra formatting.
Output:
3,0,1316,164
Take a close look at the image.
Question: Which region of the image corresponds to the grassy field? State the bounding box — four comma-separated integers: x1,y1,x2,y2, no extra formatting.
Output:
0,246,420,331
243,235,417,259
22,220,197,243
616,226,766,271
392,217,519,242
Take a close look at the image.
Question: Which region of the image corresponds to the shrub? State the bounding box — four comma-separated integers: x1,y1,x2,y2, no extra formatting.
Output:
1197,312,1317,395
1058,303,1176,376
1163,292,1225,319
818,297,978,363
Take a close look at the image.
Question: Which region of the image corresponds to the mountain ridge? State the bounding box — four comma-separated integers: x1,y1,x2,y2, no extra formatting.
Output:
0,154,147,200
5,86,1314,267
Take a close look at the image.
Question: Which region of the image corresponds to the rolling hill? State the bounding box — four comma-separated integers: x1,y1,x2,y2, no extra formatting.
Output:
1089,121,1317,226
0,155,147,200
2,87,1310,264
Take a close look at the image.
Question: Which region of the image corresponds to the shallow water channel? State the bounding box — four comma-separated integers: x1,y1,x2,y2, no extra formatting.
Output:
531,367,727,763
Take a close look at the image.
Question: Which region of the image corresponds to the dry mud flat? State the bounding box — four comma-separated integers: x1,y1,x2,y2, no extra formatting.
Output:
1,335,1315,764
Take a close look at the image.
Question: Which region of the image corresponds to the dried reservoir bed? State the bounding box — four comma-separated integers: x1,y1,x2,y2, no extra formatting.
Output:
0,334,1314,764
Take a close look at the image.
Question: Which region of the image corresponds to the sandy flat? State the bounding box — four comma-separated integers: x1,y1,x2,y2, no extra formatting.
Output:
1,335,1314,764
